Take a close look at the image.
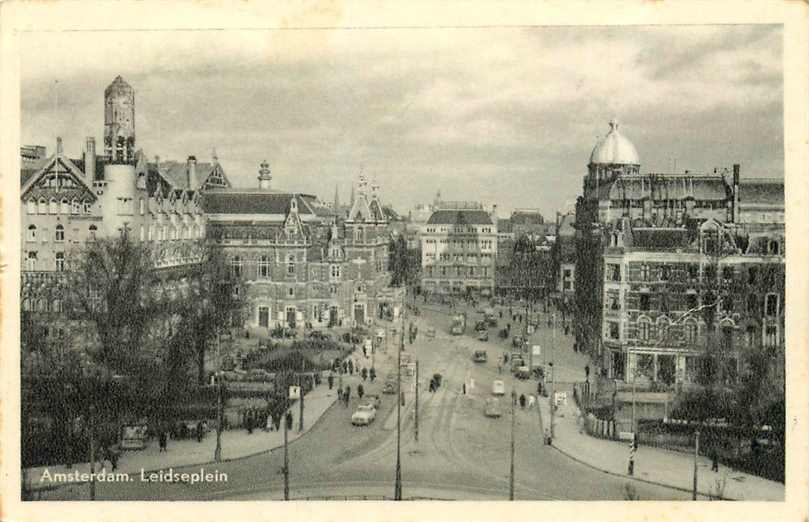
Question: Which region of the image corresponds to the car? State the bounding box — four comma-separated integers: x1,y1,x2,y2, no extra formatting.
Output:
362,394,382,409
473,350,488,363
515,366,531,380
492,380,505,395
485,398,502,418
477,330,489,341
351,404,377,426
382,379,397,394
512,336,525,348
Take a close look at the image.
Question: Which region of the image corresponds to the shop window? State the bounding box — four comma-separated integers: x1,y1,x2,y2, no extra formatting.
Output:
765,293,779,317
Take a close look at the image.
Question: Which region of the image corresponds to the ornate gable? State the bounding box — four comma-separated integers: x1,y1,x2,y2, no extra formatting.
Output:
21,155,96,203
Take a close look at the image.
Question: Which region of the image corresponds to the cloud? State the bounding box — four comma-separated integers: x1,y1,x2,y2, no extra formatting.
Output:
21,25,783,216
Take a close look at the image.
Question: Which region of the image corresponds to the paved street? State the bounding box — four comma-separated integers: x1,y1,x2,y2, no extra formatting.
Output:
42,302,697,500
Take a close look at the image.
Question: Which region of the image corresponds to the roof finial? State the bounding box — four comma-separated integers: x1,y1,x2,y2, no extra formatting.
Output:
609,118,619,131
212,147,218,163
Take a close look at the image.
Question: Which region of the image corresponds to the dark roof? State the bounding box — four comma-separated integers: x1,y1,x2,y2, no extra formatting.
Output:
603,175,730,201
202,191,313,215
631,228,691,250
427,209,493,225
158,160,216,190
739,179,784,207
497,218,513,232
510,211,544,225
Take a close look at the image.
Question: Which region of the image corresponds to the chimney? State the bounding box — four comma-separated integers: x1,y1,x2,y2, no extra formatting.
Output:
85,137,96,179
187,155,197,190
258,160,272,190
56,136,63,156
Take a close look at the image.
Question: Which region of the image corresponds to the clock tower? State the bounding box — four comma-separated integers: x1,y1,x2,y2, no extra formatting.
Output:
104,75,135,164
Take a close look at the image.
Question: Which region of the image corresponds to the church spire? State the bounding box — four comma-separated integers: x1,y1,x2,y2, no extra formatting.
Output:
334,183,340,209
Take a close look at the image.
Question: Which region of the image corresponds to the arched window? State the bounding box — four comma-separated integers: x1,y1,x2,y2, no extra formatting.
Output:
287,254,295,275
55,252,65,271
52,299,62,313
61,198,69,214
88,224,97,241
55,225,64,242
259,255,271,278
83,201,92,214
26,251,37,270
71,199,80,214
38,198,47,214
768,240,780,255
139,225,145,242
148,224,154,241
27,225,37,242
26,200,36,214
139,198,145,215
49,198,58,214
638,316,651,342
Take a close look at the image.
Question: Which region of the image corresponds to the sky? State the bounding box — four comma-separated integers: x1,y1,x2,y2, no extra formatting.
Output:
21,25,783,217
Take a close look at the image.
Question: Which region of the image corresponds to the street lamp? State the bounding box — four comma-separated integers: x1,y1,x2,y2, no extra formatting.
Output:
509,389,516,500
394,317,404,500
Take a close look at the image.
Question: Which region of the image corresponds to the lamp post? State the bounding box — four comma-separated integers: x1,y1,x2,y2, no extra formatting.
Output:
414,359,419,443
283,381,290,501
89,404,96,501
550,312,556,438
394,318,404,500
509,389,516,500
692,429,700,500
214,330,223,463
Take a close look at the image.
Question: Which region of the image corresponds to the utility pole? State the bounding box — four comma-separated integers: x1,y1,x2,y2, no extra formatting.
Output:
692,429,700,500
89,404,96,501
394,320,404,500
415,359,419,442
299,359,305,433
283,386,290,501
550,312,556,438
214,330,223,462
509,390,516,501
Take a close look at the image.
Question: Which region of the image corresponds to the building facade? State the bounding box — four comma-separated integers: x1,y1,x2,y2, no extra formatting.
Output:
420,203,497,296
574,119,785,393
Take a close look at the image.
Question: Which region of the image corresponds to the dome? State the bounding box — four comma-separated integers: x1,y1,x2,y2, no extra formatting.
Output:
589,119,640,166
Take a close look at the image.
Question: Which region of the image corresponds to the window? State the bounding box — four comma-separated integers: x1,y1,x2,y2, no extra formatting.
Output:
685,321,698,344
61,199,69,214
748,266,758,284
139,198,145,215
764,325,778,347
660,266,671,281
55,225,64,242
563,269,572,278
88,224,97,241
747,294,759,315
704,265,716,280
287,255,295,275
640,294,650,311
330,285,337,296
640,264,650,281
704,237,716,255
608,264,621,282
55,252,65,271
768,240,780,255
330,264,341,279
608,322,620,340
231,256,243,278
83,201,92,214
27,225,37,242
288,288,294,298
746,326,758,348
688,265,698,281
638,318,651,341
139,225,145,242
686,294,698,310
259,256,271,278
722,267,734,281
26,200,36,214
26,251,37,270
49,198,58,214
482,267,488,277
722,294,734,313
657,316,670,340
469,267,475,276
765,294,779,317
71,199,80,214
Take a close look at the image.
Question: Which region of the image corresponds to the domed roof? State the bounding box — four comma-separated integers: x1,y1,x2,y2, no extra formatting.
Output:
589,119,640,166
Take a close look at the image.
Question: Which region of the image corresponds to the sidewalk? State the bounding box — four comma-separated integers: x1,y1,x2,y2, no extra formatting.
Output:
25,364,364,493
536,391,784,500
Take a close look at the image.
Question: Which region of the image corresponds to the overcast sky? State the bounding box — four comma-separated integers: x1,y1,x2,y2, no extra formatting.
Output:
21,25,782,217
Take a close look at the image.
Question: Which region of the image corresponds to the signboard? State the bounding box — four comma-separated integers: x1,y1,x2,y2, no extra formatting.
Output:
288,385,301,400
553,391,567,407
120,424,148,450
618,431,635,441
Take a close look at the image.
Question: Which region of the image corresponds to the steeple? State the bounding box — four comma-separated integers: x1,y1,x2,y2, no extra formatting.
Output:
104,76,135,164
334,183,340,209
350,184,355,207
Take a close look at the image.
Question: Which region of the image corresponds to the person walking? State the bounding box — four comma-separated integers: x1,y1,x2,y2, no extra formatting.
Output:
328,373,334,390
519,394,526,409
159,429,168,452
711,447,720,472
527,395,535,409
357,384,365,400
344,385,351,406
337,387,343,403
196,421,203,443
369,367,376,382
361,367,368,381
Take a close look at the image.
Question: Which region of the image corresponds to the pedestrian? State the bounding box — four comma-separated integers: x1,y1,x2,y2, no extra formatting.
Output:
527,395,535,409
328,374,334,390
246,412,254,434
504,353,509,364
499,310,503,319
369,368,376,382
348,360,354,375
585,365,590,382
507,323,511,332
159,429,168,452
361,367,368,381
337,387,343,402
462,382,466,395
711,448,719,472
358,384,364,399
107,445,119,471
498,363,502,374
519,394,526,409
344,385,351,404
196,421,203,443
